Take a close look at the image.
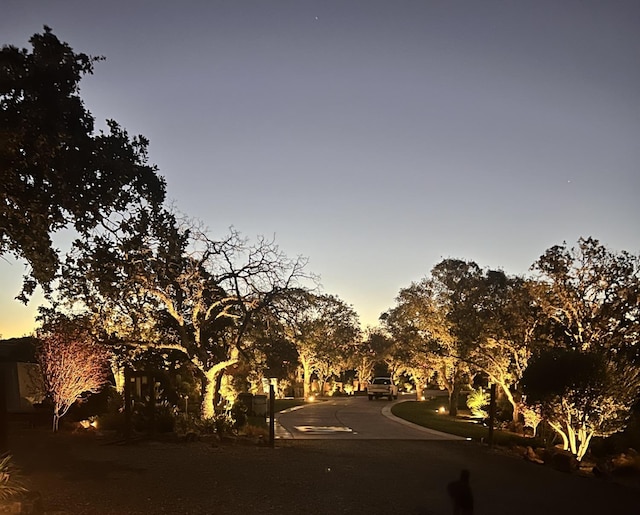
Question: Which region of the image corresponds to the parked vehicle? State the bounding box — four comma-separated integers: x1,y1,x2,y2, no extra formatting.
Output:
366,377,398,401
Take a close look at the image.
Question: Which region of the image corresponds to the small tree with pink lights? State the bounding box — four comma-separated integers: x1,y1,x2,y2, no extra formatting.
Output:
37,320,109,431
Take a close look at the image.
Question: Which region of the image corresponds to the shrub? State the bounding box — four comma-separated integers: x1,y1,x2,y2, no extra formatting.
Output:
174,413,199,434
231,401,248,430
0,454,27,501
195,416,218,435
68,386,122,421
196,413,235,436
95,411,126,431
466,387,490,418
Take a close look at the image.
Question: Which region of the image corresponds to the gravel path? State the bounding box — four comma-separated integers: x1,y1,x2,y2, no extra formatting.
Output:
8,428,640,515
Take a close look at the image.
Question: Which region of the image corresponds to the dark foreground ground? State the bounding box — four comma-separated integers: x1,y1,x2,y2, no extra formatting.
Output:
8,428,640,515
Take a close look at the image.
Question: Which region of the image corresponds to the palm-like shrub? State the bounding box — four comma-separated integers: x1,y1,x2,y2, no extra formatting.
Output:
0,454,27,501
466,387,490,419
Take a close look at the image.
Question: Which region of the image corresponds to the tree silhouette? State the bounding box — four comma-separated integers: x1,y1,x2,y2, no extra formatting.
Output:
1,27,165,300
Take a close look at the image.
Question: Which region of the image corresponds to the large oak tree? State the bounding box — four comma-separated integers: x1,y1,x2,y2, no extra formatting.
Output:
58,208,308,418
1,27,165,300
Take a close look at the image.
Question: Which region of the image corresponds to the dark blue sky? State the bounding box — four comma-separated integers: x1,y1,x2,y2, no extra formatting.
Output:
2,0,639,335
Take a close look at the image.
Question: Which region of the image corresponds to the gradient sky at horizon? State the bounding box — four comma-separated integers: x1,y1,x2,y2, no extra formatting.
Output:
1,0,639,338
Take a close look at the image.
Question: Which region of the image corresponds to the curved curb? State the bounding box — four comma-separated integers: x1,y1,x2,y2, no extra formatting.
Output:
382,401,467,441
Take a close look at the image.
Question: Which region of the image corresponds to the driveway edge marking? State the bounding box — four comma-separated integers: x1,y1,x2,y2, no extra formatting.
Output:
382,401,467,441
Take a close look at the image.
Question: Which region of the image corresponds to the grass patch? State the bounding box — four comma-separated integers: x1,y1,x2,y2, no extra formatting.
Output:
392,399,542,447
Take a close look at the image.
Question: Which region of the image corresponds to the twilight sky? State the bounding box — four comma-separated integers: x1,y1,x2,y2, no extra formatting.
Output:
1,0,639,337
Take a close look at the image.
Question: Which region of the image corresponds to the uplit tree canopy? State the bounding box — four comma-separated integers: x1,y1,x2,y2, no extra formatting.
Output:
279,291,361,399
522,348,640,460
525,237,640,459
58,207,309,418
0,27,165,300
36,315,110,432
530,237,640,359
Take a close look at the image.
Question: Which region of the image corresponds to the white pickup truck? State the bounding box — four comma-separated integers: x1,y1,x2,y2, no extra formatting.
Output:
366,377,399,401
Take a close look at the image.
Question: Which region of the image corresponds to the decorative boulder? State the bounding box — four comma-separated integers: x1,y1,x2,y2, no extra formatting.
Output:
544,448,578,473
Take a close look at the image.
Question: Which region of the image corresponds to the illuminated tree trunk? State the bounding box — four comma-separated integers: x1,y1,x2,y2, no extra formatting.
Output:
355,362,373,391
201,370,217,419
111,362,126,394
495,379,520,423
549,420,570,451
577,430,594,461
199,352,239,419
441,365,461,416
567,421,578,456
411,379,421,400
301,357,313,399
449,385,460,417
53,407,60,432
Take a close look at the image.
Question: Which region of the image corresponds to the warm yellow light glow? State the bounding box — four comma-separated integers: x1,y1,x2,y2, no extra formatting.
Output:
438,406,446,414
420,395,426,401
80,419,99,429
307,395,315,402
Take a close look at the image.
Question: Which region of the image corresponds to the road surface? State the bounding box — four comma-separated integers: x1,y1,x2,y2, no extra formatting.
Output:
276,394,464,440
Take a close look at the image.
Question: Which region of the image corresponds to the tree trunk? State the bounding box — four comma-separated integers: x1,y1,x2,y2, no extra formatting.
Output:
319,375,327,396
414,378,425,401
568,422,578,457
301,358,312,399
198,350,240,418
415,379,427,401
496,382,520,423
549,420,570,451
449,385,460,417
577,431,594,461
201,370,217,419
111,362,126,394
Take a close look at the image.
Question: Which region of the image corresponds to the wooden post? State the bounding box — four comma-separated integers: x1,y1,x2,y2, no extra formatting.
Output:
148,373,156,436
124,366,131,442
269,384,275,448
487,383,496,448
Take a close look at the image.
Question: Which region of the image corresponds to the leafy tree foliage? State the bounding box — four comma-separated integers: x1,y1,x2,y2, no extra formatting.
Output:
348,328,387,391
462,272,539,422
278,291,361,398
1,27,165,299
383,272,471,415
530,237,640,359
525,237,640,459
241,313,300,394
522,349,640,460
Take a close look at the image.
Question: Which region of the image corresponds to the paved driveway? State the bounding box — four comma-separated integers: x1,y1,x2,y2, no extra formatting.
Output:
10,429,640,515
276,395,464,440
9,395,640,515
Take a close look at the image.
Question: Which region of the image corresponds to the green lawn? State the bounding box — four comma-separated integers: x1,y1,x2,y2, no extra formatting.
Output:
392,398,541,447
